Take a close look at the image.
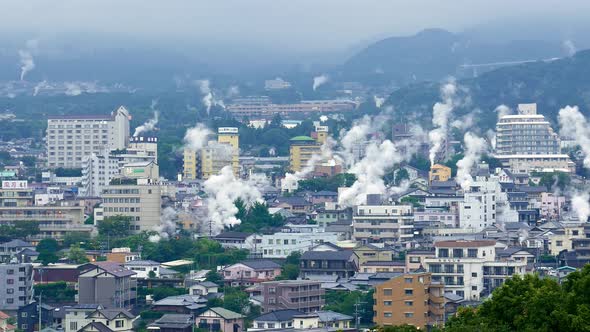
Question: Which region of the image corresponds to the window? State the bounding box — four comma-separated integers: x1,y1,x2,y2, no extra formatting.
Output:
405,301,413,306
404,277,413,284
468,249,478,258
22,324,27,330
472,286,477,291
472,272,477,277
383,301,392,306
404,289,413,295
6,289,14,294
556,241,563,246
6,299,13,304
21,312,27,317
384,312,392,318
409,257,420,263
453,249,464,258
383,289,392,296
438,249,449,257
268,323,275,328
115,320,124,328
7,279,14,284
404,313,414,318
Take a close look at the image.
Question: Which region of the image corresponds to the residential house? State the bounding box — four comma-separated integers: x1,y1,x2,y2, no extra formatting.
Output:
213,232,261,251
0,240,36,263
310,191,338,205
77,262,137,308
373,272,444,329
260,280,324,313
151,295,206,315
105,248,141,264
300,249,358,279
148,314,194,332
0,311,15,332
352,204,414,247
548,224,585,256
222,260,281,287
188,281,219,297
123,260,161,279
35,264,85,284
271,197,313,215
353,244,394,266
313,203,352,229
250,310,303,331
196,307,244,332
64,304,103,332
72,309,136,332
257,225,340,259
250,310,353,331
359,261,405,274
405,250,435,272
17,302,55,332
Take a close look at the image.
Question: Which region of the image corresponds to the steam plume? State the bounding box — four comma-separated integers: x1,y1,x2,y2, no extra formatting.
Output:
184,124,213,151
495,104,512,119
456,132,488,190
563,39,577,57
196,79,224,114
149,207,178,243
374,96,385,108
428,81,458,166
203,166,266,235
64,82,82,96
18,50,35,81
133,100,160,136
282,138,335,191
319,115,328,122
312,74,329,91
558,105,590,168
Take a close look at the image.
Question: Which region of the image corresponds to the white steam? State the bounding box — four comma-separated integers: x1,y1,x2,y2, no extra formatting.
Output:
18,51,35,81
149,207,178,243
184,124,213,151
283,138,336,191
456,132,488,190
374,96,385,108
312,74,329,91
563,39,577,57
203,166,266,235
572,191,590,222
428,81,458,166
64,82,82,96
133,100,160,137
319,115,328,122
495,104,512,119
558,105,590,168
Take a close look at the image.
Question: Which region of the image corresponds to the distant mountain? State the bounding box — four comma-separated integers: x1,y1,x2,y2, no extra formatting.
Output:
338,28,567,86
385,49,590,129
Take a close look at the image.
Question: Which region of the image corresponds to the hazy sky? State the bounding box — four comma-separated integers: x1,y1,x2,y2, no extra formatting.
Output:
2,0,590,56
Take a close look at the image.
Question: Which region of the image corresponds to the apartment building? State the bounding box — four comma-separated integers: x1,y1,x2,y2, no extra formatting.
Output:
78,262,137,308
260,280,325,313
424,240,526,301
183,127,240,180
353,204,414,246
101,181,162,233
373,272,444,329
289,136,321,172
226,100,356,118
495,103,574,173
46,106,130,168
257,226,339,259
0,263,33,312
429,164,451,182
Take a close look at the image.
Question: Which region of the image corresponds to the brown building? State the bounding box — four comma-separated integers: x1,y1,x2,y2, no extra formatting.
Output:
373,272,444,329
260,280,325,313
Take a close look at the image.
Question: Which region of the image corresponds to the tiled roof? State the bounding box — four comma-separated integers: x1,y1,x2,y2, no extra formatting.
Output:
207,307,244,319
90,262,136,277
254,309,304,322
240,260,281,270
435,240,496,248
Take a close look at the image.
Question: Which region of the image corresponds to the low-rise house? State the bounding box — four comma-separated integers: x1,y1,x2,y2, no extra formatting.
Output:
75,309,136,332
405,249,435,272
64,304,103,332
271,197,313,215
123,260,161,279
188,281,219,296
0,239,36,263
151,295,206,315
196,307,244,332
34,264,85,284
77,262,137,308
250,310,353,331
222,260,281,287
310,191,338,205
354,244,394,266
300,249,358,279
251,309,303,330
17,302,55,332
214,232,261,251
148,314,194,332
0,311,16,332
260,280,324,313
359,261,405,273
105,248,141,264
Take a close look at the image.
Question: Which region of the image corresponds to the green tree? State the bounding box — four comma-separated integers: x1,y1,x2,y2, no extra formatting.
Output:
148,270,156,278
0,221,40,242
67,244,89,264
223,287,250,314
36,238,60,265
394,168,410,186
205,270,223,284
276,252,301,280
34,281,76,303
97,215,132,237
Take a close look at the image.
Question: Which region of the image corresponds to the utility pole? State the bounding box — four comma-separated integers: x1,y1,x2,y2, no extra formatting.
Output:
38,291,42,332
353,296,367,331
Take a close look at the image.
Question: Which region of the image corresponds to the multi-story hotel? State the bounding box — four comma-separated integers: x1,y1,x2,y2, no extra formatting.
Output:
46,106,131,168
353,204,414,246
183,127,240,180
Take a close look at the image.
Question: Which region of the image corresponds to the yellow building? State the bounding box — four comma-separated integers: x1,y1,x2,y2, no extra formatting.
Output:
183,149,199,180
429,164,451,182
315,125,329,144
217,127,240,176
289,136,320,172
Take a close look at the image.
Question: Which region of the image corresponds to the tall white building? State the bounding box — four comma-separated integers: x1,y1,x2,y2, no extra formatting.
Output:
495,103,573,173
424,240,526,301
46,106,131,168
459,171,517,232
353,204,414,246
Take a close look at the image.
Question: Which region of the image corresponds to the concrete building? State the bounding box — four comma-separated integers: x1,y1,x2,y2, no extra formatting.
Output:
257,226,339,259
123,260,162,279
0,263,33,312
260,280,325,313
424,240,526,301
226,100,356,118
373,272,444,329
299,249,359,279
495,103,574,173
429,164,451,183
265,78,292,90
213,127,240,177
78,262,137,308
352,204,414,246
289,136,321,173
101,181,162,233
46,106,130,168
183,127,239,180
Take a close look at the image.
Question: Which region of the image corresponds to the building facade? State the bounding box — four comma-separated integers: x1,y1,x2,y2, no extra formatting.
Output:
289,136,320,172
260,280,325,313
373,272,444,329
0,263,33,312
353,204,414,246
46,106,130,168
101,182,162,233
77,262,137,309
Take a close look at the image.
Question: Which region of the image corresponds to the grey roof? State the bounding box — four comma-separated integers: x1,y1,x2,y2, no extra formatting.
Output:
153,295,206,308
301,250,355,261
194,281,219,288
69,304,103,310
88,308,135,320
240,260,281,270
0,239,34,248
316,310,353,322
80,322,113,332
123,259,160,267
517,185,548,193
159,267,180,276
206,307,244,319
150,314,194,329
255,309,304,322
445,293,464,302
89,262,136,277
312,191,338,197
274,196,311,206
362,261,404,266
496,247,534,257
215,231,252,240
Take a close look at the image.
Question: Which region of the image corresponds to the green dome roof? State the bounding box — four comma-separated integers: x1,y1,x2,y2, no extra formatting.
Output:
290,135,315,141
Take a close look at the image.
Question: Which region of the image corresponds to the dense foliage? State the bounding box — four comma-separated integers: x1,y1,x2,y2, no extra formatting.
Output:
34,281,76,304
324,289,374,325
232,200,285,233
297,173,357,192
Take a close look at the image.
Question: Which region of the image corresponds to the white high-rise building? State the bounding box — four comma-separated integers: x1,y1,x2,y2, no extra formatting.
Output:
46,106,131,168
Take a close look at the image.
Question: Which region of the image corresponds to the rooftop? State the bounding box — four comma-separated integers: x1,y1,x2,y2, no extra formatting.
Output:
435,240,496,248
205,307,244,320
